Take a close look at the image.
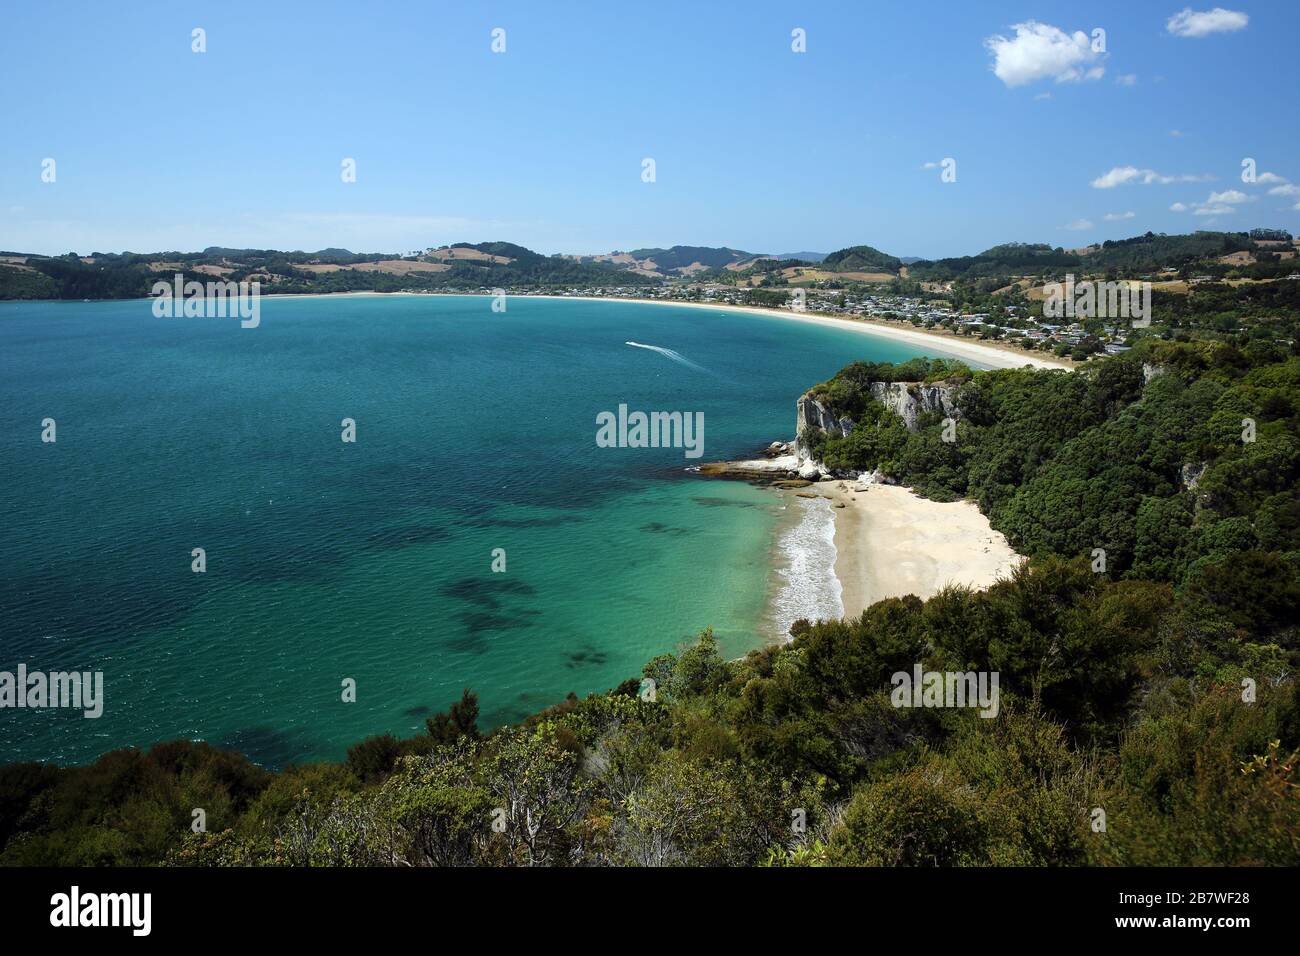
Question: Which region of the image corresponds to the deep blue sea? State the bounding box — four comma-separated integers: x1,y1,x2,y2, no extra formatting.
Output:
0,294,934,766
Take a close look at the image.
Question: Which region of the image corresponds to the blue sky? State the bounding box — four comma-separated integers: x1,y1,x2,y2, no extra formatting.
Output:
2,1,1297,258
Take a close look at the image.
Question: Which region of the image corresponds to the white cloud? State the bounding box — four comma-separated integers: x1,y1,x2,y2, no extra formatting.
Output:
1115,73,1138,86
1166,7,1249,38
1062,218,1094,231
1256,172,1288,185
1034,92,1053,100
1091,166,1212,188
921,161,939,169
1171,189,1254,216
1104,211,1136,220
1268,184,1300,197
1169,129,1184,137
984,21,1106,87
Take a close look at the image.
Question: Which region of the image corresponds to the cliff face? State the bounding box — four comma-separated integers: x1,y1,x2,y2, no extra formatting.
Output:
866,381,962,432
789,380,964,478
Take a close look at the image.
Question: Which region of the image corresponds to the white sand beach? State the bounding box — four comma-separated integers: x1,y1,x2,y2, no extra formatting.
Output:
811,481,1023,619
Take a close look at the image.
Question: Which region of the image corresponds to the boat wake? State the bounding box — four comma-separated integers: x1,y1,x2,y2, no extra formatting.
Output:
625,341,708,373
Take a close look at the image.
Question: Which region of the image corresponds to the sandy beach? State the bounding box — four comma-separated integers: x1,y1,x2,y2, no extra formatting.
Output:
810,480,1022,618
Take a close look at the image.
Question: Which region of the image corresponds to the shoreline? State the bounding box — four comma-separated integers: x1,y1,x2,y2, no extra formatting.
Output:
253,290,1073,371
41,288,1072,372
544,296,1073,371
771,480,1023,629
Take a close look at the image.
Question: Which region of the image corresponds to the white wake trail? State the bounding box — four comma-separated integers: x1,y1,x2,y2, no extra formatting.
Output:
625,341,708,373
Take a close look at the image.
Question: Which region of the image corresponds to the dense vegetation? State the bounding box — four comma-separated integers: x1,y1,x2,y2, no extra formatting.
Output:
904,232,1266,280
907,242,1079,280
3,342,1296,867
1085,231,1254,272
807,342,1300,587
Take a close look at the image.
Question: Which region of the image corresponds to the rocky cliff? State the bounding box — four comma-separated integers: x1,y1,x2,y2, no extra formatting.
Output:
789,380,964,478
793,394,855,457
705,378,965,483
794,381,963,451
866,381,962,432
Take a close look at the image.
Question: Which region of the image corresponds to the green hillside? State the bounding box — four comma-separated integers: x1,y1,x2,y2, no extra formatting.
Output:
822,244,903,272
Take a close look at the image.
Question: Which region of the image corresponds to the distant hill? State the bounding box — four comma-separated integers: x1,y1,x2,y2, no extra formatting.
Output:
625,246,755,273
1084,231,1254,271
3,230,1293,301
0,242,654,300
822,245,903,273
451,241,542,262
906,232,1263,279
907,242,1081,280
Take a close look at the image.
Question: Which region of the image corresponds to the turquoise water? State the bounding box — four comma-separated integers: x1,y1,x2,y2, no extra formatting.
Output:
0,295,932,766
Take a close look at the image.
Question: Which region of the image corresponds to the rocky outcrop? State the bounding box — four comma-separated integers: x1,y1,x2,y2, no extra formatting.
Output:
697,455,801,480
866,381,962,432
703,378,963,485
1180,461,1208,491
798,459,823,480
1143,363,1168,385
794,395,854,456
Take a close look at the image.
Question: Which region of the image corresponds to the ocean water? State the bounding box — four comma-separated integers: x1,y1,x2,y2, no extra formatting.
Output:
0,294,932,766
768,495,844,639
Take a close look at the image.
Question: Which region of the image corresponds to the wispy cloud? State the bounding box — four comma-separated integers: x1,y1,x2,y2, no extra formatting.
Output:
984,21,1106,87
1166,7,1249,38
1091,166,1213,188
1114,73,1138,86
1104,211,1136,221
1061,218,1094,231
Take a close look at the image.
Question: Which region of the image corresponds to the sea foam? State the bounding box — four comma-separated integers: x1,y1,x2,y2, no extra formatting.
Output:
770,494,843,640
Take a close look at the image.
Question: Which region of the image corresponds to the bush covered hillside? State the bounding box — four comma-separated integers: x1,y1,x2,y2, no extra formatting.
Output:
2,342,1297,867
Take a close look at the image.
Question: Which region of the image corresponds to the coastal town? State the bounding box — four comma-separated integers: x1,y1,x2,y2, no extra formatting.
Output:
432,281,1129,361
